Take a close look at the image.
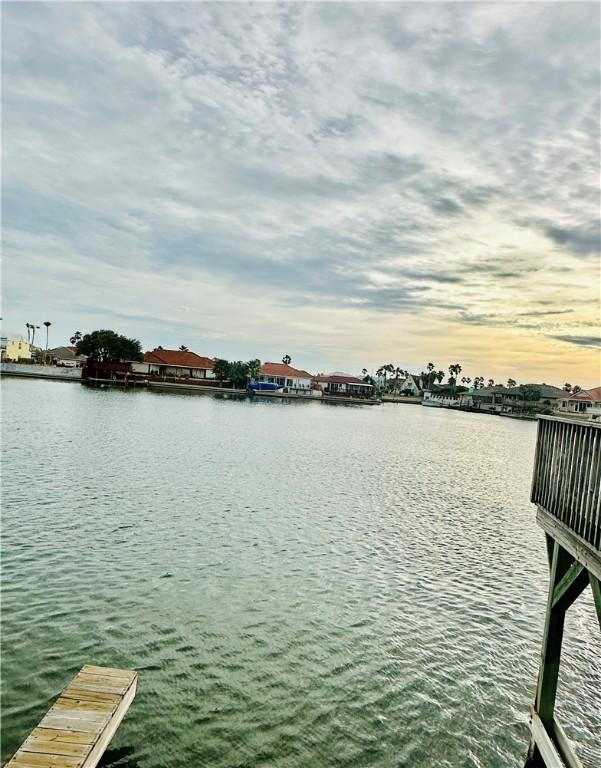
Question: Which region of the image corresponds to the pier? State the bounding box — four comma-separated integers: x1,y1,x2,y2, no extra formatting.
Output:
526,416,600,767
6,665,137,768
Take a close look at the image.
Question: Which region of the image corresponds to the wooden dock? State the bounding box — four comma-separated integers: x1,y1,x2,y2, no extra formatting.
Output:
6,665,137,768
526,416,600,768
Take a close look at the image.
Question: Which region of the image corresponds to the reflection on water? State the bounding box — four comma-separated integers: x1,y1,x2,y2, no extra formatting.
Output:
1,379,599,767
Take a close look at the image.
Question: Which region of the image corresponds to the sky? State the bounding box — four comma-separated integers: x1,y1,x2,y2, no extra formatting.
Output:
2,1,600,386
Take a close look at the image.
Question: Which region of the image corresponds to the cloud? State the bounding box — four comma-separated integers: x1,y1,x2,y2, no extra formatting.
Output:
2,1,599,381
550,335,601,349
543,222,600,256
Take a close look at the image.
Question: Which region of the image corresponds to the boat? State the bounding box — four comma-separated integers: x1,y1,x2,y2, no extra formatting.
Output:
248,381,283,393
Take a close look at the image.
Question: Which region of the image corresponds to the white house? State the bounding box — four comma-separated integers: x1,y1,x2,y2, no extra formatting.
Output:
400,374,423,396
556,387,601,419
258,362,314,394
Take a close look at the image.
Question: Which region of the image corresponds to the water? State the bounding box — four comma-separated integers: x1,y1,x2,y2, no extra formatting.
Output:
1,378,599,768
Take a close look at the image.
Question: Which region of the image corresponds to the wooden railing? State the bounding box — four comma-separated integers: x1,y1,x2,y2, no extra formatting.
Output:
531,415,601,554
527,415,601,768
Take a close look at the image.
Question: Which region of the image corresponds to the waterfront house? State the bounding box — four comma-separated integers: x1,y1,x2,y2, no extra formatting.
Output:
471,383,564,412
556,386,601,419
422,384,465,407
313,373,374,398
4,339,32,362
400,374,423,396
258,362,314,394
48,346,87,367
135,348,215,379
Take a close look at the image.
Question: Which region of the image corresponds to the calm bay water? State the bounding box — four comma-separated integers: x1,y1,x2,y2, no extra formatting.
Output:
1,378,599,767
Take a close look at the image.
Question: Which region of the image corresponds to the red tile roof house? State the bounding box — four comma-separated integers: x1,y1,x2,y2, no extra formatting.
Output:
556,386,601,420
133,349,215,380
313,373,374,398
258,362,318,396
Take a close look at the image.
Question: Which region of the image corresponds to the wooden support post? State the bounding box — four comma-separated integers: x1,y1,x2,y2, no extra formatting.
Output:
589,574,601,629
526,540,574,766
536,541,573,727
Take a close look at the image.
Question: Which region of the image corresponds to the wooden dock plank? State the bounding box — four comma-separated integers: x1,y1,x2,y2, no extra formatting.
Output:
60,689,122,705
9,755,85,768
7,665,137,768
20,739,91,758
25,730,94,746
79,665,134,680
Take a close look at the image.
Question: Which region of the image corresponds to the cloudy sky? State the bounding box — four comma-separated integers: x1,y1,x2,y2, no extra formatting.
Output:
3,2,600,384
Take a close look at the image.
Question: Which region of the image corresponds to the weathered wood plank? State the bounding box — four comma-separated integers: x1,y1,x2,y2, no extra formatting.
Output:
530,710,566,768
35,716,103,735
533,417,601,557
53,698,116,714
589,574,601,629
536,506,601,582
25,730,94,746
60,689,122,706
9,754,84,768
535,541,571,726
551,560,588,611
7,665,137,768
551,718,585,768
79,665,134,680
20,738,91,758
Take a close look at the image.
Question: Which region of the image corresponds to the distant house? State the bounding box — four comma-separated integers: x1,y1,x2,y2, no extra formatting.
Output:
135,349,215,379
422,384,464,407
314,373,374,397
400,374,423,396
472,383,564,411
4,339,32,361
556,387,601,419
48,346,87,367
258,362,313,393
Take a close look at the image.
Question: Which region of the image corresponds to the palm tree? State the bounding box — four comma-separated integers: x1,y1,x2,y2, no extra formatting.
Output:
70,331,82,346
26,323,31,343
179,345,189,352
487,378,495,388
247,358,261,385
507,378,517,388
282,354,291,365
44,321,51,364
362,368,368,378
573,385,582,394
393,366,404,391
30,325,40,346
563,383,572,392
448,363,462,393
436,370,444,383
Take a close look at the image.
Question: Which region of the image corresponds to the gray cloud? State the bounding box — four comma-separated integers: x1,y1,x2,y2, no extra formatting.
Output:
550,335,601,349
2,1,599,369
543,222,600,256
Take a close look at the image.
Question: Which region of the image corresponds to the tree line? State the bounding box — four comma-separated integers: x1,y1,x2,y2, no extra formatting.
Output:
63,329,584,395
367,361,583,397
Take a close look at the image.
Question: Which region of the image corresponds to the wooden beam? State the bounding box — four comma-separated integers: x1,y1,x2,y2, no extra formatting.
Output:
551,718,584,768
535,542,572,727
551,562,588,612
589,574,601,629
530,711,565,768
536,506,601,581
